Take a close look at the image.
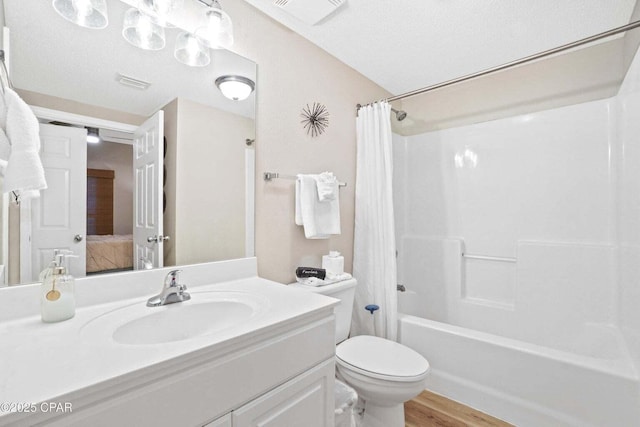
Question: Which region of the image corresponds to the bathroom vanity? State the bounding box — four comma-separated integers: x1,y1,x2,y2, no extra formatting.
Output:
0,258,337,427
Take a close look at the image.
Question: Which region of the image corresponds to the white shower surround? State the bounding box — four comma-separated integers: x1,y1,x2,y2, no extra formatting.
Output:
393,44,640,425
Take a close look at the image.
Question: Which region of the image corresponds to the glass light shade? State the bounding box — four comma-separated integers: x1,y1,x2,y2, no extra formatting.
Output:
215,75,254,101
196,7,233,50
122,8,166,51
138,0,183,28
145,0,183,16
174,32,210,67
52,0,108,29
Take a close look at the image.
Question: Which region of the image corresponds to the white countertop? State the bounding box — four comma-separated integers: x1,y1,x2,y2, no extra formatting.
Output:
0,260,337,419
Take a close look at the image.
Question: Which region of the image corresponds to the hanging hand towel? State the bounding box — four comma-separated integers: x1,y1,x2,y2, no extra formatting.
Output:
296,174,341,239
2,88,47,199
313,171,338,201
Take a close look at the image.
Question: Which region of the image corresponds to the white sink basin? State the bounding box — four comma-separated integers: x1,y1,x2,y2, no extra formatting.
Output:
82,291,269,345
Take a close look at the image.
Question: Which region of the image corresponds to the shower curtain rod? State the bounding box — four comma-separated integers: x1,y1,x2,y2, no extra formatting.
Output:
357,19,640,109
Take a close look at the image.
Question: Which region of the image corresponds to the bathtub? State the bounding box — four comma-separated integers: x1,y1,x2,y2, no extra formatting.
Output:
398,314,640,426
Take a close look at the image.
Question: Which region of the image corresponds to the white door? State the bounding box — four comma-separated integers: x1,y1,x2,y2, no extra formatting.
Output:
133,111,164,270
21,124,87,282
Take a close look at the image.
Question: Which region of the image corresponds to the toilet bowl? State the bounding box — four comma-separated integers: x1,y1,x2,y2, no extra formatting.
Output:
336,335,429,427
291,278,430,427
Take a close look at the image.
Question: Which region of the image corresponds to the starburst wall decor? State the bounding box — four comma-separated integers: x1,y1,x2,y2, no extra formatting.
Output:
301,102,330,137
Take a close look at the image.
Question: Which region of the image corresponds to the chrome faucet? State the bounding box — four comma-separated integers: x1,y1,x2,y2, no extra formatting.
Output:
147,270,191,307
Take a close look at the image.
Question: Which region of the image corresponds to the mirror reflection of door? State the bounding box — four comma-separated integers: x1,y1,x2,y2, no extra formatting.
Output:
21,123,87,282
132,111,164,270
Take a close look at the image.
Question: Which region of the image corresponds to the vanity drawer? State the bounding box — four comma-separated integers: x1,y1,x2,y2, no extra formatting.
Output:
37,315,335,427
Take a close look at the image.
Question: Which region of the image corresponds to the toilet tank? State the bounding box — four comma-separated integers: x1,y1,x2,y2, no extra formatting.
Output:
290,278,357,344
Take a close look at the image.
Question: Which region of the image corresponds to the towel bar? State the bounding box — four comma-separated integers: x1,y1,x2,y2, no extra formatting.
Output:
462,253,517,263
263,172,347,187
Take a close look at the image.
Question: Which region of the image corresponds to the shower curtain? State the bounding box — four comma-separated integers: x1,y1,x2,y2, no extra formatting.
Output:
352,101,398,341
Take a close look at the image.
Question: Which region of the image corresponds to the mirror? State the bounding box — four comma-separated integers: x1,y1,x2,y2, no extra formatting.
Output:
1,0,256,285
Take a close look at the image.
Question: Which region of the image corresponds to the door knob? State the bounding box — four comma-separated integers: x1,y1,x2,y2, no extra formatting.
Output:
74,234,83,242
148,235,171,243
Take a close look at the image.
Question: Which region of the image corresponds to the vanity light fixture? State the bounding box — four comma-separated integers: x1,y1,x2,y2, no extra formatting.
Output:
86,127,101,144
174,32,210,67
195,0,234,49
138,0,184,28
215,75,255,101
122,8,166,51
52,0,108,29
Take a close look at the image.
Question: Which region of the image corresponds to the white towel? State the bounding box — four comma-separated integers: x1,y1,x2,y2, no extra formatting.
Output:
0,129,10,169
313,171,338,201
1,88,47,199
296,174,341,239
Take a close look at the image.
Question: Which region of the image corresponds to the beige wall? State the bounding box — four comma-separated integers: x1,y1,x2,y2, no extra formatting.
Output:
87,142,134,235
17,89,145,125
395,37,628,135
8,202,18,285
163,99,178,267
165,98,252,266
225,2,390,284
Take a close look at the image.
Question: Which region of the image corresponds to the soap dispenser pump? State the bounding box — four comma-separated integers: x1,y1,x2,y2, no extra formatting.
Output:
40,249,77,323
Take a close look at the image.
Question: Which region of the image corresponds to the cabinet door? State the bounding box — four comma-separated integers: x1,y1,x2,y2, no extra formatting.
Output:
203,413,232,427
233,359,335,427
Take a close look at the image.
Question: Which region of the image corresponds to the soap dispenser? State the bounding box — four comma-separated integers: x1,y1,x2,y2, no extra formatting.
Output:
41,250,76,323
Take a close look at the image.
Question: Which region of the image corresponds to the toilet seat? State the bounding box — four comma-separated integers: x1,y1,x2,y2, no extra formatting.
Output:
336,335,430,383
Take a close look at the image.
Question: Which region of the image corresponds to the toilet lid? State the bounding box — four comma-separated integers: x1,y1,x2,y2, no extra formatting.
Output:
335,335,429,380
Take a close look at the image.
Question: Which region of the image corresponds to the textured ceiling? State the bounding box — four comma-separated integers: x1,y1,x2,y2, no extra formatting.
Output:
4,0,256,118
5,1,637,115
242,0,637,96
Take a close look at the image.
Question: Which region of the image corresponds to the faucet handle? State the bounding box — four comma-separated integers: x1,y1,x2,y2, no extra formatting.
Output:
164,269,182,288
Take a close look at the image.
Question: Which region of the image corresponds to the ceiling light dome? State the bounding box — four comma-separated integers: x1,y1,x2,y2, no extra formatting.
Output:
86,127,101,144
215,75,254,101
52,0,108,29
174,32,210,67
122,8,166,51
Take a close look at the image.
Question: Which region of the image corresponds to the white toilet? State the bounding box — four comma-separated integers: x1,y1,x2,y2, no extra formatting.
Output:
292,278,430,427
